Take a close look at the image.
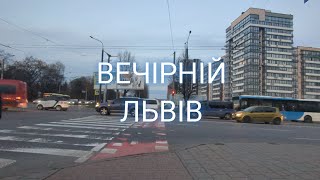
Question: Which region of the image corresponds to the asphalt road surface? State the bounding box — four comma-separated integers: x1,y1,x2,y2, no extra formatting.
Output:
1,106,320,179
0,105,132,179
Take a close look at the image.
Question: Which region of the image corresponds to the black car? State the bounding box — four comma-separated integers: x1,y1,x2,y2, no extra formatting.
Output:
95,97,143,116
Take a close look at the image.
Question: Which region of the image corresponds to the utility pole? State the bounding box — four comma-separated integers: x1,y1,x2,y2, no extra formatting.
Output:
90,36,104,103
103,52,117,103
103,54,111,103
184,31,191,104
172,51,176,102
1,58,4,79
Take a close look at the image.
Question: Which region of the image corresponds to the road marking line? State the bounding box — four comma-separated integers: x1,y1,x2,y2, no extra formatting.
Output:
258,128,291,132
100,148,117,154
62,118,133,123
112,143,122,147
0,148,89,157
67,116,135,122
18,126,118,135
60,120,133,126
49,122,130,128
0,158,16,169
36,123,121,131
75,143,108,163
91,143,107,152
155,146,169,151
130,141,138,145
156,140,168,144
0,135,106,147
295,138,320,141
74,151,94,163
0,130,113,140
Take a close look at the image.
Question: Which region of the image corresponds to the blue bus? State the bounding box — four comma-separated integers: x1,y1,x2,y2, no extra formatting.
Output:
232,95,320,123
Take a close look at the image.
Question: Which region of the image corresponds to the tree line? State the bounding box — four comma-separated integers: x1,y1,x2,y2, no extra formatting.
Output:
1,50,148,101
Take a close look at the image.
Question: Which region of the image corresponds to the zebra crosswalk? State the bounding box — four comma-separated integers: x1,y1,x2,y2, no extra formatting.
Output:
0,115,135,168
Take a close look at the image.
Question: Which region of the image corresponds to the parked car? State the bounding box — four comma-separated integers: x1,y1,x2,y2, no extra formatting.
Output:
78,99,86,105
84,100,94,105
68,99,79,105
145,99,160,110
36,96,69,111
96,97,143,116
233,106,283,125
161,103,180,119
32,98,43,104
190,101,235,120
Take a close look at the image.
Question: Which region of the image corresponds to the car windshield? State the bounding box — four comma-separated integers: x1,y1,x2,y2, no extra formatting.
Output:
243,106,256,112
146,100,157,104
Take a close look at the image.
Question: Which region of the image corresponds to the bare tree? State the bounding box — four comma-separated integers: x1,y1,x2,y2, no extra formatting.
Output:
4,56,66,100
0,50,14,79
117,50,136,97
175,51,198,105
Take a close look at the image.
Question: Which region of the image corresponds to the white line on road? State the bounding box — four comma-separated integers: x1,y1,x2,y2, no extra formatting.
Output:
100,148,117,154
0,130,113,141
74,143,108,163
0,158,16,169
74,151,94,163
60,120,133,126
0,135,106,147
36,123,123,131
294,138,320,141
66,116,135,122
258,128,291,132
0,148,89,158
18,126,119,135
90,143,108,152
49,122,130,128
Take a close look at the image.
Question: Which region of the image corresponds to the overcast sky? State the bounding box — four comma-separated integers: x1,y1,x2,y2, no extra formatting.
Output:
0,0,319,99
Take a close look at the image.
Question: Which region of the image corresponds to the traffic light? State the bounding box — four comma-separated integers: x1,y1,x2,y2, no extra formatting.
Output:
171,89,175,96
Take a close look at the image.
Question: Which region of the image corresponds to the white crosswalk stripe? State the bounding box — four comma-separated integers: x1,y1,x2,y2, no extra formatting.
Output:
0,115,135,165
0,158,16,169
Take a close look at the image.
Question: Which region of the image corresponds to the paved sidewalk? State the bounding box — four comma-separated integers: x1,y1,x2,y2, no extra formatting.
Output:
177,143,320,180
46,143,320,180
45,152,192,180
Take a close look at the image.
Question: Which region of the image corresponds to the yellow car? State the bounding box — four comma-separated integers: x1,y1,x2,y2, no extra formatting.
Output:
233,106,283,125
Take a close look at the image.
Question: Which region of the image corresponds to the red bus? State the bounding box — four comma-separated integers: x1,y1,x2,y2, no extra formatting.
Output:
0,79,28,109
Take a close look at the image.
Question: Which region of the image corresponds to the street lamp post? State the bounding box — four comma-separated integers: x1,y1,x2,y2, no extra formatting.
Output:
185,31,191,62
90,36,104,103
103,52,117,103
184,31,191,104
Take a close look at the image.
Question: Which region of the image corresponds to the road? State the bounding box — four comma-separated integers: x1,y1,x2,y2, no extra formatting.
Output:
0,105,135,179
0,106,320,179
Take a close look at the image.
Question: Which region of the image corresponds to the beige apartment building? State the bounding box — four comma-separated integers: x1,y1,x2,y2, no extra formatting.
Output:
296,46,320,99
226,8,295,98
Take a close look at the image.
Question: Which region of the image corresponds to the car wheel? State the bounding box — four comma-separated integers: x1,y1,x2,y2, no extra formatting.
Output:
243,116,251,123
55,105,62,111
304,115,313,123
224,113,232,120
37,105,44,110
273,118,281,125
63,109,68,111
100,107,108,115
